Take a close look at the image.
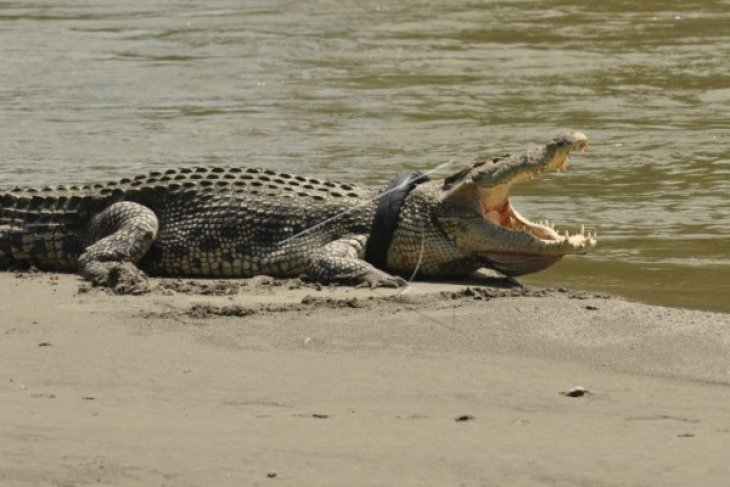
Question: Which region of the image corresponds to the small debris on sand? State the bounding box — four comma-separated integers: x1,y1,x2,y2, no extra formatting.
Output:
561,386,589,398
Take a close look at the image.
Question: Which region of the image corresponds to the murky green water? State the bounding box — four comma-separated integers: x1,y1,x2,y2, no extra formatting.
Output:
1,1,728,312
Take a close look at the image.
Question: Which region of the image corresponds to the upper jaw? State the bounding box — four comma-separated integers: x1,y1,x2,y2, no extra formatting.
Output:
439,131,589,212
474,131,588,204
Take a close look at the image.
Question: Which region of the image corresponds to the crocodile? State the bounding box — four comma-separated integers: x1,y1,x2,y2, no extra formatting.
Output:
0,131,595,291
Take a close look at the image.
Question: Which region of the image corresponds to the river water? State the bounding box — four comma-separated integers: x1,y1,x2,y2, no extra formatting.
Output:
1,1,728,312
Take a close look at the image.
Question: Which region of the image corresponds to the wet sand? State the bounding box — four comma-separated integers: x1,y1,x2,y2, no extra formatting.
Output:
2,271,729,486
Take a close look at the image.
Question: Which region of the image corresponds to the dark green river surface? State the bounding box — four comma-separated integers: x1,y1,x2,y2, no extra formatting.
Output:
1,2,728,312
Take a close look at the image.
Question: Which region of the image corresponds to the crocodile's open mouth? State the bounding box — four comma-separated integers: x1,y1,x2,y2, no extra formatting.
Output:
477,143,594,245
482,198,560,241
480,197,596,244
438,131,595,276
473,143,596,276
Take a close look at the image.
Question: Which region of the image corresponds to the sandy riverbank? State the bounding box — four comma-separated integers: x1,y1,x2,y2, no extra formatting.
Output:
2,271,729,486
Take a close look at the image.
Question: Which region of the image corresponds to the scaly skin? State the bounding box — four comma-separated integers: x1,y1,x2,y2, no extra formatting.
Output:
0,132,595,290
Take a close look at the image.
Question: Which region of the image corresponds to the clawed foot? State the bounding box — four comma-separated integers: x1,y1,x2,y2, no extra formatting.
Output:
356,271,408,289
83,261,151,295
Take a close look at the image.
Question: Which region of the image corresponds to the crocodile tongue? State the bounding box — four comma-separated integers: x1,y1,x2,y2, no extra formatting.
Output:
482,199,511,226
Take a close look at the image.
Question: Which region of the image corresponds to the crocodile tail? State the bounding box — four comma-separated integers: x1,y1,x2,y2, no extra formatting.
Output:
0,190,97,270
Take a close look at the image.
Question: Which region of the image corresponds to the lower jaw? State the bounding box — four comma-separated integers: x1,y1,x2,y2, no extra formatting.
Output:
481,252,563,277
500,200,561,242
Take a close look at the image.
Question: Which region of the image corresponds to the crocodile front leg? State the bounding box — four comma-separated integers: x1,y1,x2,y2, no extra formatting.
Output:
78,201,159,293
309,234,407,288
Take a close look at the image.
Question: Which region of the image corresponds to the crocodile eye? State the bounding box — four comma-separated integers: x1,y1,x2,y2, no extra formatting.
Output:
553,135,571,147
